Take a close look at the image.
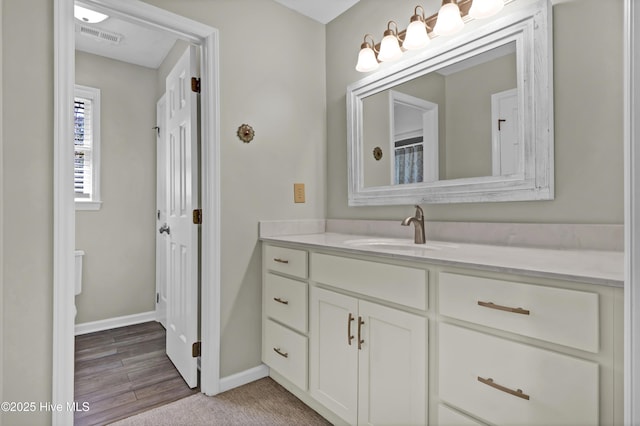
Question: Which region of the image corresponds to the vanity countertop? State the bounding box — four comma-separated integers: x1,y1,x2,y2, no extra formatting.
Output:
261,232,624,287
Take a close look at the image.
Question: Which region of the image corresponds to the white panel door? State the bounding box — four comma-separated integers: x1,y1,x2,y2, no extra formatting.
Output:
357,300,427,426
165,45,199,388
310,287,359,425
491,88,520,176
155,94,168,329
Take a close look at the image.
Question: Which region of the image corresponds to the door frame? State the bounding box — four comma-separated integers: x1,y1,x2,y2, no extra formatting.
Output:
625,1,640,423
53,1,221,424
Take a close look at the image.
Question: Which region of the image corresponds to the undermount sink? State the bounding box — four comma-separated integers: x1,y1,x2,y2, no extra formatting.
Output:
343,238,456,252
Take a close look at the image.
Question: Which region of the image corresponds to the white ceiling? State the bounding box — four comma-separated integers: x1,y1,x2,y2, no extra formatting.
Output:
75,1,360,69
272,0,361,24
75,16,178,69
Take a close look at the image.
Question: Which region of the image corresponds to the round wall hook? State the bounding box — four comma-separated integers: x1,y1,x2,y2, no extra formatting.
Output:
373,147,383,160
237,124,255,143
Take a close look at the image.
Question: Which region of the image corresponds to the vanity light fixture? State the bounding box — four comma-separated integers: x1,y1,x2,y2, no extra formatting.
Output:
433,0,465,36
403,6,431,50
355,0,505,72
377,21,403,62
355,34,380,72
74,4,109,24
469,0,504,19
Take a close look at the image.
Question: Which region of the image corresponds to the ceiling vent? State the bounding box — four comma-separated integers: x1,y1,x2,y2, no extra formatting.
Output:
76,23,123,44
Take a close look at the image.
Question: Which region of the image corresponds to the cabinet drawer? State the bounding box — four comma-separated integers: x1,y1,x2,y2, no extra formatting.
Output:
264,273,307,333
263,319,308,390
311,253,427,310
264,245,308,279
438,323,598,426
438,404,485,426
438,272,599,352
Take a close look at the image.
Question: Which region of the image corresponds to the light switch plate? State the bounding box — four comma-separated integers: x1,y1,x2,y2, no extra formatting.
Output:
294,183,305,203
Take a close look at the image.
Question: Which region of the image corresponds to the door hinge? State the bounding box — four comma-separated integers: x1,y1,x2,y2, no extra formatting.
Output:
193,209,202,224
156,293,159,303
191,77,201,93
192,341,202,357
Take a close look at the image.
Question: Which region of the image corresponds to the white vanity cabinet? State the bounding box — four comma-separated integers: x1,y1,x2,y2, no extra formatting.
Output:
309,286,427,425
309,253,428,425
261,240,623,426
262,245,309,390
437,271,622,426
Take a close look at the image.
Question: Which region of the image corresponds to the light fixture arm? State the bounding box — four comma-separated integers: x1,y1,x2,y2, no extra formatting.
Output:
383,20,403,43
410,5,432,32
361,33,379,54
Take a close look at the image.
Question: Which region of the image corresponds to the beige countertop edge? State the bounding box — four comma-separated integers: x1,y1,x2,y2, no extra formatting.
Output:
260,233,624,288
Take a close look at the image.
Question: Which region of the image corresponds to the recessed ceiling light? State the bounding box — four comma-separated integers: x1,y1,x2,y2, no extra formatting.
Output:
74,5,109,24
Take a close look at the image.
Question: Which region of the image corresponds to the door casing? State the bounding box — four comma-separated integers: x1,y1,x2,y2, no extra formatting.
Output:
53,1,221,424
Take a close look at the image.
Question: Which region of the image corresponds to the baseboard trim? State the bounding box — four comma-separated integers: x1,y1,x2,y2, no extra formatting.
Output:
75,311,157,335
219,364,269,393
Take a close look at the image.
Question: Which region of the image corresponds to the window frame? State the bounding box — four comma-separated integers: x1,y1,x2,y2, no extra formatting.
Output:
74,84,102,210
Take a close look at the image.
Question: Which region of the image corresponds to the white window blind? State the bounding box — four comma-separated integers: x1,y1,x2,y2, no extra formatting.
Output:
74,97,93,199
74,85,101,210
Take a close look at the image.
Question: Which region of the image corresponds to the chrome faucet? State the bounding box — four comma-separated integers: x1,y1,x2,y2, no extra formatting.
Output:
401,205,426,244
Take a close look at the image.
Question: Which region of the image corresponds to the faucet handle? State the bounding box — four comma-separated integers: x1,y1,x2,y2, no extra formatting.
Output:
414,205,424,218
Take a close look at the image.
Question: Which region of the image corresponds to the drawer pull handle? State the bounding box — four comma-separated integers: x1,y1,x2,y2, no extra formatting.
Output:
477,376,530,400
477,301,530,315
273,258,289,264
273,297,289,305
358,316,365,350
347,313,355,345
273,347,289,358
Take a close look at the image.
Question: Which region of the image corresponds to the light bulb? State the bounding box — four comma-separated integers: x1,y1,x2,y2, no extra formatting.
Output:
434,1,464,36
403,18,430,50
469,0,504,19
355,45,379,72
378,34,402,61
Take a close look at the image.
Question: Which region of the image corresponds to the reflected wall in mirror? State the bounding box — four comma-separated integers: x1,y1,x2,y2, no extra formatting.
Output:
347,0,553,205
362,42,518,188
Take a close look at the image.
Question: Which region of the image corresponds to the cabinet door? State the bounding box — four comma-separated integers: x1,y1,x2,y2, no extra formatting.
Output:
310,287,359,425
358,300,427,426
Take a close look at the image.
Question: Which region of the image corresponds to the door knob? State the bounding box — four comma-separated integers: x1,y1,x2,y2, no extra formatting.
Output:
159,224,170,235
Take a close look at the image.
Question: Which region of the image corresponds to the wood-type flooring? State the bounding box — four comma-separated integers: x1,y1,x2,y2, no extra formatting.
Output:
74,321,198,426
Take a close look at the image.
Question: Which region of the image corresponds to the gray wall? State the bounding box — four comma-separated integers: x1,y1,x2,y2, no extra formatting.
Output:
327,0,624,223
2,0,53,424
1,0,326,423
445,53,517,179
142,0,327,377
75,51,157,324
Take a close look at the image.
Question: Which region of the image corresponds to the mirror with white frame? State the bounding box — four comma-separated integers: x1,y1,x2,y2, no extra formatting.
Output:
347,0,553,205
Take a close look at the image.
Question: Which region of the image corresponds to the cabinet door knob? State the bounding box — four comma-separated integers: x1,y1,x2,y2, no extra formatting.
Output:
273,347,289,358
477,376,530,400
347,313,355,345
477,301,530,315
358,316,365,350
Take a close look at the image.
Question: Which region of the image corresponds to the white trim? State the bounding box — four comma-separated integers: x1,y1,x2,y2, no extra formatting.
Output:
219,364,270,393
625,0,640,424
0,0,4,419
74,311,157,335
53,1,77,425
199,30,222,396
53,1,221,423
75,200,102,211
